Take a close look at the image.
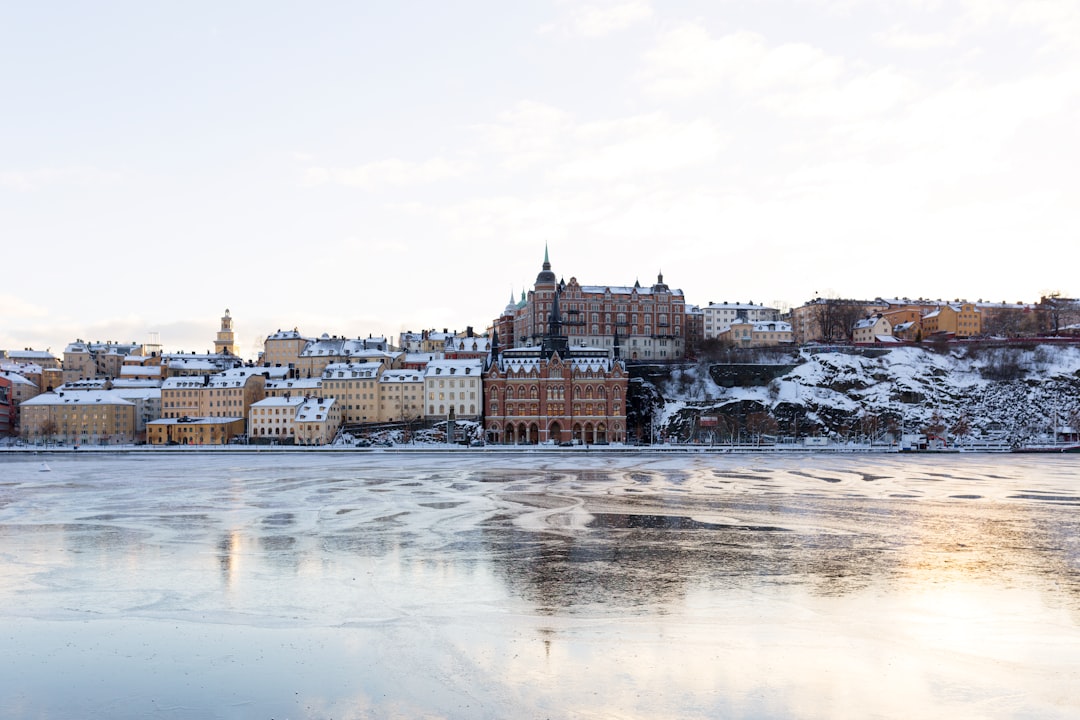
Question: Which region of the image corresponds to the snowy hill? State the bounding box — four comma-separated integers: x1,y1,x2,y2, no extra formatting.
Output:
632,343,1080,446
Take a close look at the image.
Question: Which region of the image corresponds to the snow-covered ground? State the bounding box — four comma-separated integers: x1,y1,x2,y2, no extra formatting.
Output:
2,453,1079,719
648,345,1080,444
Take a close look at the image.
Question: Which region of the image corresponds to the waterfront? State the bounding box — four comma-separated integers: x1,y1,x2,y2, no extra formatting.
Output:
1,453,1078,718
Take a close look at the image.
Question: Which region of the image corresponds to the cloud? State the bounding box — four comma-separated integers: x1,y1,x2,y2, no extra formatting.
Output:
0,166,121,191
475,102,724,181
873,25,955,49
303,157,467,189
552,114,724,181
640,22,916,118
542,0,653,37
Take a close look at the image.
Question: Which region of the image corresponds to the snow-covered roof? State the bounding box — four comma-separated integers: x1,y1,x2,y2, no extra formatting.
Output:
301,337,390,356
403,353,442,364
252,396,305,408
580,285,684,297
23,390,135,407
266,329,310,341
6,350,55,361
424,359,483,377
148,416,243,426
445,336,491,352
266,378,323,391
111,380,163,391
0,371,37,387
322,361,383,379
380,370,423,383
1,361,43,374
296,398,336,422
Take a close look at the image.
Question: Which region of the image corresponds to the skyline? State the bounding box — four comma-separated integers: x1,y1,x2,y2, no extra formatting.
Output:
4,1,1079,359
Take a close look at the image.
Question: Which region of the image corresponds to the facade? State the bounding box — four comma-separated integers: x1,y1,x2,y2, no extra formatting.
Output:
5,349,60,370
495,251,687,361
296,335,396,379
790,298,887,344
320,361,383,423
20,390,137,445
261,328,312,369
684,305,705,356
249,396,305,441
147,417,246,445
378,369,425,422
214,309,237,356
702,302,780,340
295,398,341,445
0,375,12,436
719,320,794,347
62,340,143,383
852,315,894,344
162,352,244,378
160,367,271,420
922,303,982,338
423,359,482,421
0,370,40,434
484,292,628,445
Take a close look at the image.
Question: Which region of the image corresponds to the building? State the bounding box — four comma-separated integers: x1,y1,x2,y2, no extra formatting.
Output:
20,390,138,445
484,294,629,445
0,375,13,436
0,369,40,434
5,349,61,370
214,309,237,356
295,398,341,445
379,369,425,422
320,361,384,423
423,359,482,421
261,328,312,369
146,417,246,445
495,249,687,361
922,303,982,338
161,352,244,378
790,298,887,344
852,314,894,344
719,320,794,348
702,302,780,340
62,340,143,384
160,367,273,420
295,335,397,379
249,396,305,442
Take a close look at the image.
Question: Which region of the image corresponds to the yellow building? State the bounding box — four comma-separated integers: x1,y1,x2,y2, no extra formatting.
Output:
248,396,305,442
296,398,341,445
262,329,312,370
147,417,246,445
214,309,237,356
719,321,794,348
378,369,425,422
321,361,383,423
852,315,893,344
20,390,137,445
922,303,982,338
160,367,269,420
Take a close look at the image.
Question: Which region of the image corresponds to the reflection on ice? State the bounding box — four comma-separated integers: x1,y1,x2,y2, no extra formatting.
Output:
1,452,1079,718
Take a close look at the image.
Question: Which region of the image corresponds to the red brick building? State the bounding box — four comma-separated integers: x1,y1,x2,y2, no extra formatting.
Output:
484,287,629,446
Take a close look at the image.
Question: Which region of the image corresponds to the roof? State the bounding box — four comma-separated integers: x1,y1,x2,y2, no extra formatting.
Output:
296,398,336,422
22,390,136,407
251,396,305,408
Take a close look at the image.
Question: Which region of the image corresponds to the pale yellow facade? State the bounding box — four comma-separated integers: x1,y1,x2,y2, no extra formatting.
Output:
147,417,246,445
320,362,383,424
20,391,137,445
378,370,424,422
922,303,982,337
296,398,341,445
160,369,268,420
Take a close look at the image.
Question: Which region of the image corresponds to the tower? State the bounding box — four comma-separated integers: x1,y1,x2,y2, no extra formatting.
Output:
215,309,236,356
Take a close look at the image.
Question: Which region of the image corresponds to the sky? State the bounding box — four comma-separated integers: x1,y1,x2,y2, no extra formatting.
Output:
3,1,1079,361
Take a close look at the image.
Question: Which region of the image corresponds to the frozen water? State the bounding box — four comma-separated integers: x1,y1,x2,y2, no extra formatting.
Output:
1,452,1079,718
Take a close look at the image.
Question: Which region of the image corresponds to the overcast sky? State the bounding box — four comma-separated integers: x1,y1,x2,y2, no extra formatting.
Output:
3,1,1078,360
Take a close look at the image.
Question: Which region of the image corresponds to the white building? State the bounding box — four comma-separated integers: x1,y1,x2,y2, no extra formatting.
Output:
424,359,483,420
249,396,305,442
703,302,780,339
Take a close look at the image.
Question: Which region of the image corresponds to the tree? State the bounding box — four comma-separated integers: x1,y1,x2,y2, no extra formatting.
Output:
1038,293,1080,336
